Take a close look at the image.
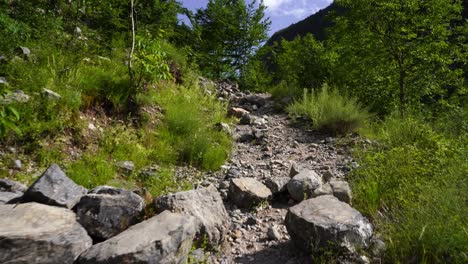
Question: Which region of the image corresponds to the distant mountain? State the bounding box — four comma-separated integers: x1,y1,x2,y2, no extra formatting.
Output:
266,1,467,46
266,2,341,46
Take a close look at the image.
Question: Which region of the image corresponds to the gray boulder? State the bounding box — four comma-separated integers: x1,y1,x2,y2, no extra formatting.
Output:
115,160,135,174
313,182,333,197
264,177,290,194
0,203,92,264
229,177,272,208
77,211,197,264
22,163,87,208
154,185,230,246
0,178,27,193
75,186,145,241
287,169,322,201
0,191,22,204
330,180,352,203
285,195,372,254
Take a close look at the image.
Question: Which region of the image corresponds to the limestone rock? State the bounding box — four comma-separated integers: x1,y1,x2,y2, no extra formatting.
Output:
228,107,250,118
229,177,272,208
22,163,87,208
330,180,352,203
75,186,145,241
0,203,92,264
264,177,290,194
77,211,196,264
0,178,27,193
285,195,372,254
287,169,322,201
0,191,22,204
154,185,230,246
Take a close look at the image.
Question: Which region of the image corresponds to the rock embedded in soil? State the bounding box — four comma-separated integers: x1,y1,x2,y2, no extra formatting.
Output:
229,177,272,208
0,178,27,193
77,211,196,264
285,195,372,254
154,185,230,247
75,186,145,241
0,203,92,264
264,177,290,194
330,180,352,203
22,163,87,209
287,169,322,201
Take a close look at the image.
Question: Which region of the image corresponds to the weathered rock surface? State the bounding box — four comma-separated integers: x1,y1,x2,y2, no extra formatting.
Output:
22,163,87,208
0,178,27,193
264,176,290,194
77,211,197,264
0,191,22,204
75,186,145,241
229,177,272,208
228,107,250,118
154,185,230,246
0,203,92,264
287,169,322,201
285,195,372,253
330,180,352,203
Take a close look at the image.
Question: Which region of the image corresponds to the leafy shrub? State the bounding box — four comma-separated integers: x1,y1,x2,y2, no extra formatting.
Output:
287,85,370,134
350,116,467,263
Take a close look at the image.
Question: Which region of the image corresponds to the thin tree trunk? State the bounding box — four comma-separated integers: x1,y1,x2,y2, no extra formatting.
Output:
128,0,136,90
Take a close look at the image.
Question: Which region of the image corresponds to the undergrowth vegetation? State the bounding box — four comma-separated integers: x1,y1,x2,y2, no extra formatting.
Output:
287,85,370,134
350,116,467,263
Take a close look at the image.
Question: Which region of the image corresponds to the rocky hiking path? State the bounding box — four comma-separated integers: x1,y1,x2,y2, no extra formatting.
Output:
0,82,380,264
199,84,376,264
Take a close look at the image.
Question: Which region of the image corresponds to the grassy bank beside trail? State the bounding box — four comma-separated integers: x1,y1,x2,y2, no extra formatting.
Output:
0,43,233,197
350,116,467,263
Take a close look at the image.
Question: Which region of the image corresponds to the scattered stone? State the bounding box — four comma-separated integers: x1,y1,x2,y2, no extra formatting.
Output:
15,46,31,59
267,225,281,241
289,162,301,178
240,94,267,107
138,165,161,179
287,169,322,201
264,177,290,194
0,77,8,86
228,107,250,118
41,88,61,99
0,178,27,193
313,182,333,197
285,195,373,254
75,186,145,241
22,163,87,209
0,89,31,104
215,122,233,135
115,160,135,174
330,180,352,203
245,216,258,226
11,159,22,170
0,191,22,204
0,203,92,264
154,185,230,247
370,236,387,256
322,170,334,182
77,211,196,264
239,114,253,125
189,248,206,263
229,177,272,208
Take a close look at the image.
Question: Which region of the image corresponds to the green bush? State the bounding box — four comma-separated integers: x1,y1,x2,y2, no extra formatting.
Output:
287,85,370,134
350,116,467,263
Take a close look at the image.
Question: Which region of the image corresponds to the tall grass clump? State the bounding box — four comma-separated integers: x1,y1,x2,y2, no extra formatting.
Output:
350,115,467,263
148,84,232,170
287,84,370,134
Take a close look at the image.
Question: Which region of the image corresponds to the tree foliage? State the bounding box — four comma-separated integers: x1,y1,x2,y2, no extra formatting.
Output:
193,0,270,79
330,0,466,115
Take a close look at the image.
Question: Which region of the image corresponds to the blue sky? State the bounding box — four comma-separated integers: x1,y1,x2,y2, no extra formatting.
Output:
180,0,333,36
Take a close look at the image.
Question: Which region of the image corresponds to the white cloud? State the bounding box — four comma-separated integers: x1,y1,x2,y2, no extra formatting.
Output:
263,0,293,12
